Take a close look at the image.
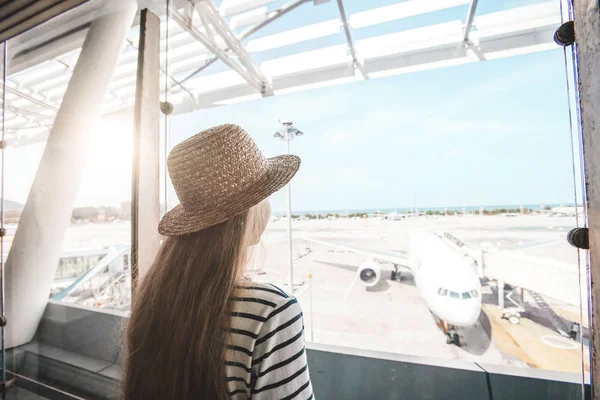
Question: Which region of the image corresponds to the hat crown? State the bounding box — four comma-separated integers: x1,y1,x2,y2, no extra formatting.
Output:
167,124,267,211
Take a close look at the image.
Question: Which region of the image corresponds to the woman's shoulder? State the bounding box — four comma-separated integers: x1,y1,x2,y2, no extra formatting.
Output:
232,282,299,331
236,281,293,307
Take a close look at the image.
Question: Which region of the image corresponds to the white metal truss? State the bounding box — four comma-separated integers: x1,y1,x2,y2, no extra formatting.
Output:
1,0,563,148
463,0,479,42
336,0,367,80
462,0,484,60
176,0,309,87
172,0,273,96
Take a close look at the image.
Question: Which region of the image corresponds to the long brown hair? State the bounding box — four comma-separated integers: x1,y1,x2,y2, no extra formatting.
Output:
123,200,269,399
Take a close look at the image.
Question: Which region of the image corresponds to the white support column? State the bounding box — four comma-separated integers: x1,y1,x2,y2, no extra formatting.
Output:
4,0,137,348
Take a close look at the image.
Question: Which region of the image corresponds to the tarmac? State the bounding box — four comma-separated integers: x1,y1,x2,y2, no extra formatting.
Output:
6,213,588,376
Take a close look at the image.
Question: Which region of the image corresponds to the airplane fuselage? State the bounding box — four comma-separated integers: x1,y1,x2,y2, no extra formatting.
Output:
408,233,482,328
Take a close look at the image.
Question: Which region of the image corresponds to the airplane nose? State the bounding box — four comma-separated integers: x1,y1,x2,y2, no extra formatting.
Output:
443,300,481,327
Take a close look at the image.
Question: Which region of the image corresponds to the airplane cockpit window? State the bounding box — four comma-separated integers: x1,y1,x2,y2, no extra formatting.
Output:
438,288,480,300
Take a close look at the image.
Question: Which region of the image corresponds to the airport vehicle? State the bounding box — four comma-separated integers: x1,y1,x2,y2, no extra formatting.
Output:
369,210,424,220
548,206,584,217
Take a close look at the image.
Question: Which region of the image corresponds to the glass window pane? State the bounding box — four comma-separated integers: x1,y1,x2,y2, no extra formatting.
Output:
164,2,588,392
2,1,140,397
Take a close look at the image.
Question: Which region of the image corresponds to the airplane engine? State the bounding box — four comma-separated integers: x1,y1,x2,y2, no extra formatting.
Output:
358,259,381,287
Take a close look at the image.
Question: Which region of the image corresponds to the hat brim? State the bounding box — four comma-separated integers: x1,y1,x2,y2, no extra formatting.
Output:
158,154,301,236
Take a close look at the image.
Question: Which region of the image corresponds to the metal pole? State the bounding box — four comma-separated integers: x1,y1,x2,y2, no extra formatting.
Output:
498,279,505,311
1,40,6,386
309,269,314,342
164,0,172,215
286,132,294,294
131,8,161,292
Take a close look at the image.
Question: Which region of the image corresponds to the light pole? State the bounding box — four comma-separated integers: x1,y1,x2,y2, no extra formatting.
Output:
274,120,303,295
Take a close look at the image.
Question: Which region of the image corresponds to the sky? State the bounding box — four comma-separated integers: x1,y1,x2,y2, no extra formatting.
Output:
168,49,579,213
2,0,582,213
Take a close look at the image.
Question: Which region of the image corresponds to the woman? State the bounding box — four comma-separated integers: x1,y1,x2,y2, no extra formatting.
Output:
123,124,313,399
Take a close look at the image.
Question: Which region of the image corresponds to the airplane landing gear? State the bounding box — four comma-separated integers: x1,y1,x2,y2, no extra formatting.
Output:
391,265,401,282
445,331,461,346
452,333,461,346
440,319,462,346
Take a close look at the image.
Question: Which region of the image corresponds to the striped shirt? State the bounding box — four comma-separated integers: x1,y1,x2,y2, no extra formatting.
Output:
226,282,314,400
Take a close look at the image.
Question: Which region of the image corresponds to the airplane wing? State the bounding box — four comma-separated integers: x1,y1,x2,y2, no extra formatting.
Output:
483,250,587,310
299,237,410,269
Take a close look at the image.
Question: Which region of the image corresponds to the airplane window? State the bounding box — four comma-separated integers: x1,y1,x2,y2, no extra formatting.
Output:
450,291,460,299
462,292,472,299
470,290,479,298
437,288,448,296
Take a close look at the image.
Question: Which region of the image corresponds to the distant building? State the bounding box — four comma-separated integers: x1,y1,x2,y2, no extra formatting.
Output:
97,208,106,222
120,201,131,219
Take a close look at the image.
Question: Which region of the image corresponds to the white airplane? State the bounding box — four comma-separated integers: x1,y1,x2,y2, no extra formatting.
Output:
548,206,584,217
303,232,585,346
302,232,481,346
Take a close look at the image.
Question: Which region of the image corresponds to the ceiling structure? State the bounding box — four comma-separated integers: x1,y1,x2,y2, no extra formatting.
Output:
1,0,563,147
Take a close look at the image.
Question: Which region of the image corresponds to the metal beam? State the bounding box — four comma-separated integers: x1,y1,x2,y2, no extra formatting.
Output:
0,0,91,44
177,0,308,87
463,0,479,42
462,0,484,60
125,39,196,100
131,8,161,292
336,0,368,80
171,10,264,92
5,105,53,120
195,0,273,95
5,86,58,112
240,0,309,39
174,22,557,115
8,27,87,76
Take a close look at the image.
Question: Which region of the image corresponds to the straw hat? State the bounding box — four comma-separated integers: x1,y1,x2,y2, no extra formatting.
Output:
158,123,300,236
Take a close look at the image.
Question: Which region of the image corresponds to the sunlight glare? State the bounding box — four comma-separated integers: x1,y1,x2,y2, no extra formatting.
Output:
76,116,134,207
